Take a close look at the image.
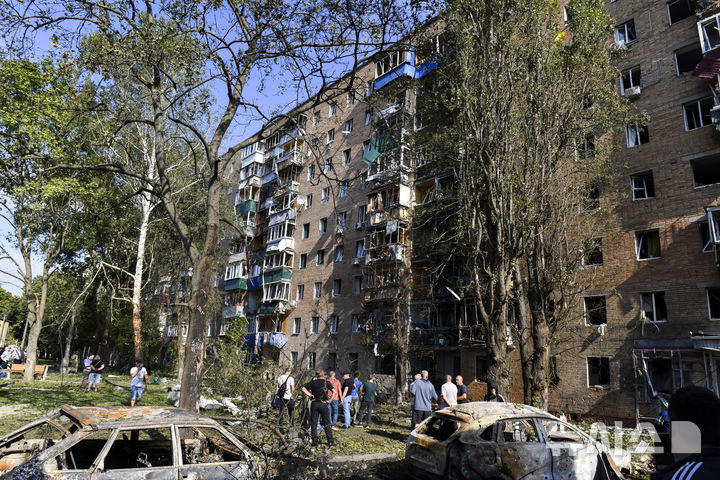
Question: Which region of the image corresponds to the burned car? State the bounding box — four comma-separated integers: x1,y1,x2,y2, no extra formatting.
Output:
0,405,258,479
406,402,624,480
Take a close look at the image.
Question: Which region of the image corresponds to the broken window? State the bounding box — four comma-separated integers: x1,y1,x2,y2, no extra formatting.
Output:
700,222,715,252
692,156,720,187
636,230,661,259
100,428,173,470
582,238,603,266
51,430,113,471
178,427,245,465
683,97,714,130
314,282,321,298
355,239,365,258
375,50,407,77
675,43,703,74
668,0,694,24
708,287,720,320
620,66,641,96
420,416,461,442
322,187,330,202
498,419,541,443
631,171,655,200
349,352,359,372
699,13,720,52
645,357,674,395
299,253,307,269
319,218,327,234
335,245,344,262
587,357,610,387
311,316,319,333
337,211,347,228
476,356,488,381
316,249,325,265
329,102,337,116
343,119,353,136
584,296,607,326
343,148,351,165
641,292,668,323
626,123,649,147
614,20,637,45
333,279,342,296
330,315,338,334
293,317,301,334
308,352,316,368
709,209,720,245
327,129,335,144
352,313,361,332
1,419,74,471
539,419,586,444
365,109,373,126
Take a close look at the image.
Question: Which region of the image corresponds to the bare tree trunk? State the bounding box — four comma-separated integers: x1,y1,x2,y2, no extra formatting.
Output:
24,266,50,382
61,303,78,374
131,136,158,362
514,264,533,405
131,189,153,361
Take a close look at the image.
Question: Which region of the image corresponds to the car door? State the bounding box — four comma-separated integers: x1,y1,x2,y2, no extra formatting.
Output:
176,425,256,480
497,418,553,480
91,427,178,480
40,429,115,479
537,418,599,480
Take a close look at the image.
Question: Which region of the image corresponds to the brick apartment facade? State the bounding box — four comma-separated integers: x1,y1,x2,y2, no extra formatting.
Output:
209,1,720,422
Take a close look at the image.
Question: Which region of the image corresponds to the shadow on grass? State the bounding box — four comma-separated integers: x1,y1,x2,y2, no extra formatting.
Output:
365,428,408,442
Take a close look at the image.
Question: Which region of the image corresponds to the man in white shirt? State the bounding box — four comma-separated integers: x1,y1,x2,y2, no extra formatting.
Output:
440,374,458,408
276,367,296,427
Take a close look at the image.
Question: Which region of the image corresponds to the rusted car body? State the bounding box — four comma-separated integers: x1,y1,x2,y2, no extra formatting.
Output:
0,405,258,479
406,402,624,480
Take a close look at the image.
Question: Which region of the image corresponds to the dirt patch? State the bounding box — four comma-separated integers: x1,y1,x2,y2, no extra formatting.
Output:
0,404,36,418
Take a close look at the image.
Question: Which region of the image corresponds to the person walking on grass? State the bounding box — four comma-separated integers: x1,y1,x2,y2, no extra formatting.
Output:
87,354,104,392
357,374,378,428
130,360,150,406
276,367,295,427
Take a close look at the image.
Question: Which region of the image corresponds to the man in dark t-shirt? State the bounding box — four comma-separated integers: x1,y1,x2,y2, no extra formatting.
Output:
301,368,336,446
456,375,469,404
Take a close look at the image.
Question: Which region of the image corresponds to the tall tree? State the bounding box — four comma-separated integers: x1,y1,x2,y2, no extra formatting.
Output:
0,59,104,381
427,0,632,395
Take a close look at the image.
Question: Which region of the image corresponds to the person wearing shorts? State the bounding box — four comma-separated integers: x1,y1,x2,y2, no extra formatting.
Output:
130,360,149,406
87,354,104,392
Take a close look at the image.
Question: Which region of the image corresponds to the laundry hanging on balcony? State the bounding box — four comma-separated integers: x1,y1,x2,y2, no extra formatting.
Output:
363,136,388,165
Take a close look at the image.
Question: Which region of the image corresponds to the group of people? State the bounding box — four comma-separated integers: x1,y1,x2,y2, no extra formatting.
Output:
81,354,105,391
274,368,378,446
409,371,504,429
0,344,24,368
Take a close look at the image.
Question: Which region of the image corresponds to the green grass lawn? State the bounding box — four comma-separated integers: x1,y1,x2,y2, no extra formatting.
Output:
0,370,171,436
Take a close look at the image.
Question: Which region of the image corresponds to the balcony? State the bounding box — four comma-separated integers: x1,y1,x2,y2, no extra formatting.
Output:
277,149,304,169
237,175,262,190
235,200,258,216
224,277,248,291
266,237,295,253
367,244,406,264
263,267,293,283
410,327,459,348
222,305,244,319
245,331,288,348
367,206,410,226
228,251,246,263
274,180,300,196
363,284,400,303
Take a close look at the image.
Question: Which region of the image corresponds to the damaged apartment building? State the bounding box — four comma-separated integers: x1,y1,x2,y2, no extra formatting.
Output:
210,0,720,422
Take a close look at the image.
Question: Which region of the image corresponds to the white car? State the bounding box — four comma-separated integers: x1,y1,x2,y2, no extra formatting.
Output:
406,402,625,480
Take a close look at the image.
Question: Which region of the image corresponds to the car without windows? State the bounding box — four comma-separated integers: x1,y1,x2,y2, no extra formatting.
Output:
0,405,258,479
406,402,625,480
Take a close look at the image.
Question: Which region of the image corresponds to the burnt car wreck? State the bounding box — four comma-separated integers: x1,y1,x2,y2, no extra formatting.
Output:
406,402,625,480
0,405,258,479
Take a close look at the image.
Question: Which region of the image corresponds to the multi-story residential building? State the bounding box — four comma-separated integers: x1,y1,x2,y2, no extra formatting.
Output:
215,1,720,422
